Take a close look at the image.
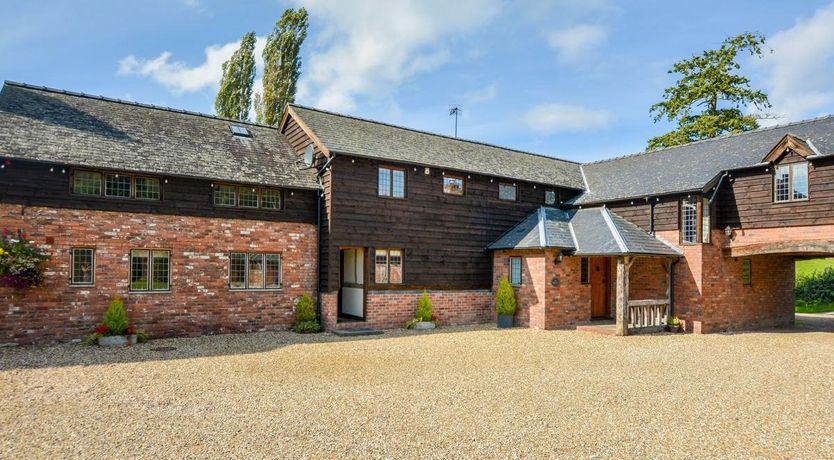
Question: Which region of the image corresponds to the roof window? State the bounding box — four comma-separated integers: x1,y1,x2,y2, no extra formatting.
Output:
229,125,251,137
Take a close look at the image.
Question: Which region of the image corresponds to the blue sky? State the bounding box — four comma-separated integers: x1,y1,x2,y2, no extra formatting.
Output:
2,0,834,162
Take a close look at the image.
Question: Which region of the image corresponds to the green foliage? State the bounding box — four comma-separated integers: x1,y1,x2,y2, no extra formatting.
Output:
495,276,517,316
404,318,421,329
668,315,681,326
796,269,834,311
103,297,129,336
294,320,321,333
215,32,257,121
256,8,308,125
82,332,102,346
135,329,149,343
415,290,433,321
295,294,317,324
0,229,50,289
795,258,834,281
648,32,771,150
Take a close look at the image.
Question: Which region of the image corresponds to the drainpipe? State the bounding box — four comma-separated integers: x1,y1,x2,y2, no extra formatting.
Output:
709,172,727,204
649,200,655,235
667,259,680,321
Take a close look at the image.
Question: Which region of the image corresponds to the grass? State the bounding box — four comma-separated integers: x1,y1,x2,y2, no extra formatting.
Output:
795,258,834,313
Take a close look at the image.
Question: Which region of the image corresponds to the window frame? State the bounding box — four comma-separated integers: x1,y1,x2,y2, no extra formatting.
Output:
69,247,96,287
134,176,162,200
741,259,752,286
580,257,590,285
499,183,517,202
213,184,282,210
773,162,810,203
129,249,171,293
545,189,557,206
71,169,162,201
228,252,283,291
104,173,133,199
509,256,523,286
378,166,406,199
374,248,404,284
71,170,103,196
680,197,700,245
442,175,465,196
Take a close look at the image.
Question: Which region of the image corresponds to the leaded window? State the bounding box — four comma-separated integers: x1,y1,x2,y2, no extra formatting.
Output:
509,256,522,285
774,166,790,202
73,171,102,195
774,163,810,202
238,187,259,208
545,190,557,206
378,167,405,198
214,184,237,206
70,248,95,286
229,253,282,290
443,176,464,195
261,189,281,209
130,249,170,292
375,248,403,284
135,177,161,200
681,197,698,244
499,183,517,201
105,173,132,198
742,259,752,285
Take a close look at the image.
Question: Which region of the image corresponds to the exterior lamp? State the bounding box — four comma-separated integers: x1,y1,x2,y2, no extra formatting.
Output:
724,225,734,240
554,253,563,264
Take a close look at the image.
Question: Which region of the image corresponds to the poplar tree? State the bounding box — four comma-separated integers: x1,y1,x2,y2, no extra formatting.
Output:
255,8,308,125
214,32,257,121
648,32,772,150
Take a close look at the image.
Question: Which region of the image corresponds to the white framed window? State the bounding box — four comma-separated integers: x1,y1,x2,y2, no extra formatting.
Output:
509,256,522,285
229,252,282,290
545,190,557,206
70,248,95,286
499,183,517,201
130,249,171,292
681,197,698,244
774,163,809,202
214,185,281,210
105,173,132,198
72,171,102,195
378,167,405,198
375,248,403,284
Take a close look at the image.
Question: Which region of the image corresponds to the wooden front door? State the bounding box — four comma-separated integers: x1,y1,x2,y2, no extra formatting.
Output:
590,257,610,318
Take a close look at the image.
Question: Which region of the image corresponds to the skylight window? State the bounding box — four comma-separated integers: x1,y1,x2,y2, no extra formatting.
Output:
229,125,251,137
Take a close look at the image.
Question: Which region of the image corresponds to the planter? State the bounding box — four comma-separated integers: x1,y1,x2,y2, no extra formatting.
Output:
414,321,436,330
667,324,681,333
497,314,514,328
98,335,129,347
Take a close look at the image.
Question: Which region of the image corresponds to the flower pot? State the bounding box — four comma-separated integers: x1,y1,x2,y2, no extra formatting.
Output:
414,321,436,330
667,324,681,333
497,314,514,328
98,335,128,347
128,334,138,345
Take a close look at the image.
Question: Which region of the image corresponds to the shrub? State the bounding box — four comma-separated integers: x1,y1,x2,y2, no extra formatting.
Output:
294,320,321,333
295,294,317,324
82,332,102,346
102,297,129,336
135,329,149,343
668,315,681,326
796,269,834,306
495,276,517,316
0,229,50,290
416,290,432,321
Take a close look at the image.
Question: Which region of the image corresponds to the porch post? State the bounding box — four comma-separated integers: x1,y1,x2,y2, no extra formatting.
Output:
615,256,633,336
664,259,673,322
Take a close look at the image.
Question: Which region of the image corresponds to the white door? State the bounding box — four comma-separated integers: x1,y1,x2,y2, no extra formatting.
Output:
340,248,364,318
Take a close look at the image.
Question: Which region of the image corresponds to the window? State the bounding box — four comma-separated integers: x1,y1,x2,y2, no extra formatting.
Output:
742,259,752,285
701,197,711,244
580,257,589,285
378,167,405,198
545,190,557,206
130,250,170,292
499,183,517,201
443,176,465,195
774,163,810,202
229,253,282,290
70,248,95,286
230,125,251,137
261,189,281,209
375,248,403,284
73,171,102,195
214,184,237,206
104,173,132,198
509,257,522,285
135,177,161,200
238,187,259,208
681,197,698,244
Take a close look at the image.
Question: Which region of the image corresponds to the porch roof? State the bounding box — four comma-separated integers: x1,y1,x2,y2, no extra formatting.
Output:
487,206,681,257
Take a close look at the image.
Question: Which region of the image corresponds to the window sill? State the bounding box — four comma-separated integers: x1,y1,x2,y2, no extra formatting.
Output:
69,283,95,288
128,290,172,294
229,287,283,292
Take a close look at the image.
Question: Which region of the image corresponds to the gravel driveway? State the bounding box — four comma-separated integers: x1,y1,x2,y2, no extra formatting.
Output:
1,325,832,458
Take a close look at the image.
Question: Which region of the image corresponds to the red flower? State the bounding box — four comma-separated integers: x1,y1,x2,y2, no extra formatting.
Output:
93,324,108,334
126,324,137,335
431,314,438,322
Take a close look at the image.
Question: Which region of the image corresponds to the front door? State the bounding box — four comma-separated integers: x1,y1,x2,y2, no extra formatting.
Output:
339,248,364,319
590,257,610,318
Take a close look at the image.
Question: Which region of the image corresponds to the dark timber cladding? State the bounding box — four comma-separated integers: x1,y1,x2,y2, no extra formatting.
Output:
604,195,680,233
325,155,580,291
0,159,318,223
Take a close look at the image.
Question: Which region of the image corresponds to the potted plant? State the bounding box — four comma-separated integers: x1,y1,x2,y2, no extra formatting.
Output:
83,296,148,346
294,294,321,333
0,229,50,290
667,315,682,333
495,276,517,328
406,290,436,330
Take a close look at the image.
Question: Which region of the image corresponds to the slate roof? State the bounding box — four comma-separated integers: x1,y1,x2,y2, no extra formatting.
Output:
488,207,681,257
288,104,585,190
0,82,319,190
573,116,834,205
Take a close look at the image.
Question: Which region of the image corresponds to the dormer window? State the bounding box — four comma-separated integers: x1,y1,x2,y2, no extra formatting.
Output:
774,163,809,202
229,125,251,137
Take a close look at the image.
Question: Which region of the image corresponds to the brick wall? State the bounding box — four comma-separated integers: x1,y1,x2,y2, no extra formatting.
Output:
322,289,494,330
0,204,317,345
544,254,591,329
492,250,547,327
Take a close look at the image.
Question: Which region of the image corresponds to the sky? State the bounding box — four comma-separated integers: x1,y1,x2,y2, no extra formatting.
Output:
2,0,834,163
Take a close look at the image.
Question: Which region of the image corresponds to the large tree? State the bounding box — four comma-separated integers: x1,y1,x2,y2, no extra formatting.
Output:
648,32,772,150
214,32,257,121
255,8,308,125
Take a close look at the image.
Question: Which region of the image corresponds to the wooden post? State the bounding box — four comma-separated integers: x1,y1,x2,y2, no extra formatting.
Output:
664,259,673,324
615,256,632,336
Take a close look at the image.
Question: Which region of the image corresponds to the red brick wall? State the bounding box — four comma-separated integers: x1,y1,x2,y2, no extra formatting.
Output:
0,204,317,345
321,289,493,330
544,254,591,329
492,250,547,327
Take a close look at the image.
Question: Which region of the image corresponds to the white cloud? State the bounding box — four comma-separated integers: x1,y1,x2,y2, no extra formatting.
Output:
757,2,834,124
545,24,607,60
295,0,501,112
522,103,611,133
463,82,498,105
118,38,266,95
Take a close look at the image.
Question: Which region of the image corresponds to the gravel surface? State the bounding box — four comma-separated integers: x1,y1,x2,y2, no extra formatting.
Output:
1,325,833,458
